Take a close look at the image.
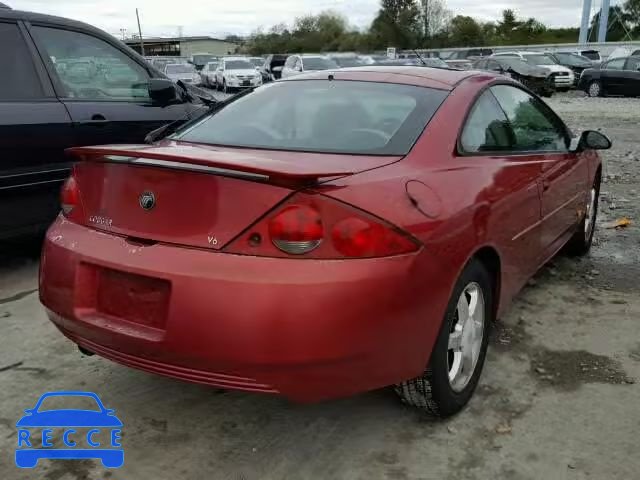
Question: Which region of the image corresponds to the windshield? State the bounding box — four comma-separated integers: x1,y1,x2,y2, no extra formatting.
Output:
249,58,263,67
555,53,591,67
176,81,448,155
423,58,448,68
303,57,339,70
166,64,195,74
581,51,600,60
193,55,215,65
523,54,557,66
226,60,253,70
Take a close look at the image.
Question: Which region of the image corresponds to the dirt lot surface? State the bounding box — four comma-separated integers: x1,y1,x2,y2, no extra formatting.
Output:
0,93,639,480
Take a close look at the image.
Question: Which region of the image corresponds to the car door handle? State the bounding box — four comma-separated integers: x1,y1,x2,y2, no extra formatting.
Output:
77,114,110,126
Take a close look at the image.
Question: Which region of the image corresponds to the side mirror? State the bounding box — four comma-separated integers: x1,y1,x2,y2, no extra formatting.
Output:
577,130,612,151
148,78,178,105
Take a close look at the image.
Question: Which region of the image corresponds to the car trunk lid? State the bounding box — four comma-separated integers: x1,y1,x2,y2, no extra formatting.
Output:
67,142,401,250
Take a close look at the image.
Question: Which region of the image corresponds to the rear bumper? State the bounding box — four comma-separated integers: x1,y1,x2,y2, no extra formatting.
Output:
40,217,450,402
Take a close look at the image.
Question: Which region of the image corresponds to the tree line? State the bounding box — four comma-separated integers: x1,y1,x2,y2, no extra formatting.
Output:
244,0,640,55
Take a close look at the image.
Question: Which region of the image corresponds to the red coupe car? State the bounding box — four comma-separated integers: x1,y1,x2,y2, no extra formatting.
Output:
40,67,611,417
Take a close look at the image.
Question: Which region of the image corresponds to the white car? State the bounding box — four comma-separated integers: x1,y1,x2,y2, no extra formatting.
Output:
200,61,219,88
281,55,339,79
492,52,575,91
164,63,201,85
215,58,262,93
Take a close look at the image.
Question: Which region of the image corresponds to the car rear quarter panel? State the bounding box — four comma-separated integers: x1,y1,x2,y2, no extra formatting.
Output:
326,75,543,321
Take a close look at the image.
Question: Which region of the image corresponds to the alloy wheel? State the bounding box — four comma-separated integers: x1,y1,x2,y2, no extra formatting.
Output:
447,283,486,393
589,82,601,97
585,187,597,240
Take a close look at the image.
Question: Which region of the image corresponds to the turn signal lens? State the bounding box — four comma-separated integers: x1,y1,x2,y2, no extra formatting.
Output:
332,217,418,258
269,205,323,254
60,176,80,217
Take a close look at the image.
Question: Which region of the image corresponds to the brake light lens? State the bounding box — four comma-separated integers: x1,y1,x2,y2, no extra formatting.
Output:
269,205,323,254
332,217,417,258
60,176,79,217
224,192,420,259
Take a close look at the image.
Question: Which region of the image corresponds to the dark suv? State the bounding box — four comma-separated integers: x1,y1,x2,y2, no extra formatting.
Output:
0,7,201,239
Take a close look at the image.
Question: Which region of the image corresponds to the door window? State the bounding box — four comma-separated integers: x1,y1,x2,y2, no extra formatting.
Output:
603,58,626,70
460,90,513,153
32,26,150,101
0,22,44,100
625,57,640,71
284,56,296,69
294,58,302,71
491,85,568,152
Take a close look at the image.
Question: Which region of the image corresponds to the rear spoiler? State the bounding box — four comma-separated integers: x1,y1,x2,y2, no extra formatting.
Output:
66,145,355,187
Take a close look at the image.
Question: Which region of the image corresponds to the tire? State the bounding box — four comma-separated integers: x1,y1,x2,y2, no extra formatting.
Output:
395,258,493,417
565,173,601,256
588,80,602,97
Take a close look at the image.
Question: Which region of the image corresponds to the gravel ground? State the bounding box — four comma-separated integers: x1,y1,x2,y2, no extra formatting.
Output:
0,92,638,480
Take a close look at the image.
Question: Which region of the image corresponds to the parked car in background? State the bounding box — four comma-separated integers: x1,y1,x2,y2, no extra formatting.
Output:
607,47,633,61
547,52,592,85
578,56,640,97
448,48,494,60
215,57,262,93
281,55,339,78
633,49,640,57
473,57,555,97
164,63,201,85
200,61,219,88
150,57,173,73
247,57,264,69
260,54,288,82
557,49,602,64
492,52,574,91
40,66,610,418
190,53,217,71
374,58,450,69
328,54,369,68
0,7,202,240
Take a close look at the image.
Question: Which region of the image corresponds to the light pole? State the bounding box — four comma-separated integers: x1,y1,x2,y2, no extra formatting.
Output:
579,0,592,44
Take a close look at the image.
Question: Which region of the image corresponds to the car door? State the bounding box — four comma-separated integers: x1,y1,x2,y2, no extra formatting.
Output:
458,89,543,290
282,56,296,78
0,20,74,238
599,58,626,95
28,24,193,147
491,84,587,260
623,57,640,96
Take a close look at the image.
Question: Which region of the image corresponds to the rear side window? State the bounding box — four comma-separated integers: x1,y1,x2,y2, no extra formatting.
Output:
176,81,448,155
460,90,512,153
0,22,44,100
491,85,568,152
625,57,640,71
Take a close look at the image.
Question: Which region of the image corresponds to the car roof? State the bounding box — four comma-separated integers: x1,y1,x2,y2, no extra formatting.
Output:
284,66,482,90
1,9,112,39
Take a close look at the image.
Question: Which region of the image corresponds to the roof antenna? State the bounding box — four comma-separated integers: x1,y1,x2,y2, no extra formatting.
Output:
413,49,427,66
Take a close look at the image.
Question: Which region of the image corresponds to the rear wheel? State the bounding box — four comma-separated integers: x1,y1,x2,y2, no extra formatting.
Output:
566,174,600,256
588,80,602,97
395,259,493,417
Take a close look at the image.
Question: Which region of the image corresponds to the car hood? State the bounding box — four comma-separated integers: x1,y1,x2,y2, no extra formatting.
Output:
540,65,573,74
227,69,258,76
16,410,123,428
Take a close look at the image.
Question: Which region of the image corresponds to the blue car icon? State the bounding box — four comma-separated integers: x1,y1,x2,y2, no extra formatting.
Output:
16,391,123,468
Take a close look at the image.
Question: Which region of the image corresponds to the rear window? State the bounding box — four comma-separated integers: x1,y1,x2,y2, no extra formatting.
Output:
176,80,448,155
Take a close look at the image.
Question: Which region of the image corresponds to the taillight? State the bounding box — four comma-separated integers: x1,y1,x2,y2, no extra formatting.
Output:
224,192,420,259
269,205,323,254
60,176,79,217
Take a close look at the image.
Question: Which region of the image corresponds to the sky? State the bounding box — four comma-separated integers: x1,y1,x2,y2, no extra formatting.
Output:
9,0,604,39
